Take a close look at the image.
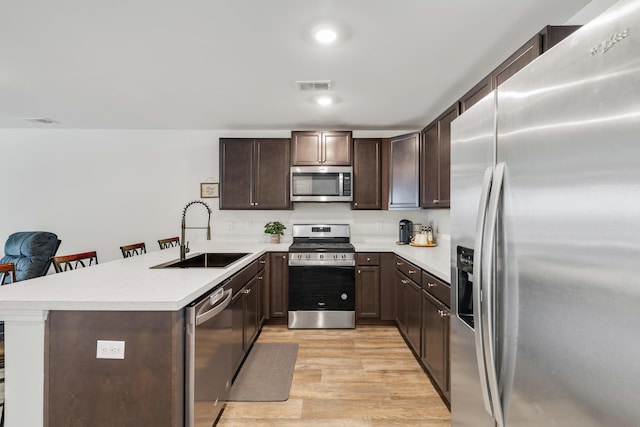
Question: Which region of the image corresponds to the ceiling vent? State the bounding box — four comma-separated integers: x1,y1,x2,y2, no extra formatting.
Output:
22,117,59,124
296,80,332,91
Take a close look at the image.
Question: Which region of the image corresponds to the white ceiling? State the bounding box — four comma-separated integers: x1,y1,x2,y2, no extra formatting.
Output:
0,0,603,130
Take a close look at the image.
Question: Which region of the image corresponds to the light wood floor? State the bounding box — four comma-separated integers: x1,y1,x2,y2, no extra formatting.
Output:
217,325,451,426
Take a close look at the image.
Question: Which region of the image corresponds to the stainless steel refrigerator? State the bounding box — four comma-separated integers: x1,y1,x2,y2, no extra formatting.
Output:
450,0,640,425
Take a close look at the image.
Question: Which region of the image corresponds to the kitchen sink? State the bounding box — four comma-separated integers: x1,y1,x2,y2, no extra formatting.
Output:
151,252,250,269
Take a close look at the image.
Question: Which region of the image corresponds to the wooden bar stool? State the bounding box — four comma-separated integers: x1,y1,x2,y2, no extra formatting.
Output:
120,242,146,258
0,262,16,285
53,251,98,273
158,237,180,250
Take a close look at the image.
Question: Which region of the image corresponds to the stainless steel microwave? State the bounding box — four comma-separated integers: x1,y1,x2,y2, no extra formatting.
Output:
290,166,353,202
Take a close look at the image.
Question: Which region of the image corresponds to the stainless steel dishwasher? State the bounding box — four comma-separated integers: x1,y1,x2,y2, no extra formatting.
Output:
185,284,233,427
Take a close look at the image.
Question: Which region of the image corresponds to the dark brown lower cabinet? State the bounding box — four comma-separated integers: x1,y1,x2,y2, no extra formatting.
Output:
46,311,185,427
269,252,288,318
405,279,422,353
356,253,381,320
395,270,407,332
356,265,380,318
421,290,450,401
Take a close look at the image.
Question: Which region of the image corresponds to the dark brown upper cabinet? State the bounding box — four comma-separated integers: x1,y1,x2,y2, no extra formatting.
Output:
220,138,291,210
388,132,420,210
421,103,458,209
459,75,493,114
352,138,383,210
291,131,352,166
460,25,580,114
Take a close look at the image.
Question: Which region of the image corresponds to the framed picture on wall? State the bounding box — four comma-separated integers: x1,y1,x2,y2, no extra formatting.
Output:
200,182,219,198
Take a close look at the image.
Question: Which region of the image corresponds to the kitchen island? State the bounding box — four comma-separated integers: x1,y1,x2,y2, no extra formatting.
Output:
0,237,449,427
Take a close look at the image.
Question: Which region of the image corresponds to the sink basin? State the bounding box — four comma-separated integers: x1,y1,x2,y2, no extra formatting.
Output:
151,252,250,269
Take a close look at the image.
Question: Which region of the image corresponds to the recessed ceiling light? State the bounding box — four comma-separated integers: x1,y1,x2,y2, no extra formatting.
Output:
312,25,338,44
316,96,333,106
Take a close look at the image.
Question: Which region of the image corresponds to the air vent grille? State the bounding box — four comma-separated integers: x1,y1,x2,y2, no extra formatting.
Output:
296,80,332,91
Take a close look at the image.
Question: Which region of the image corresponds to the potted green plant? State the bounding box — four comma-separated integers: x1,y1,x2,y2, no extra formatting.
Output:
264,221,286,244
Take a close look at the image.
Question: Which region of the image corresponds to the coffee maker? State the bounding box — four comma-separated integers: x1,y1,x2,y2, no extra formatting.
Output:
398,219,413,245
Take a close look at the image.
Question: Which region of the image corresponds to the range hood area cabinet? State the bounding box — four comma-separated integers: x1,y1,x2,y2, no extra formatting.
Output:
388,132,420,210
291,130,352,166
220,138,291,210
420,103,459,208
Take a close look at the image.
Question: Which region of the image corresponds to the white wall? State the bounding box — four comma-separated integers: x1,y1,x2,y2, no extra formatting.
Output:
0,129,449,264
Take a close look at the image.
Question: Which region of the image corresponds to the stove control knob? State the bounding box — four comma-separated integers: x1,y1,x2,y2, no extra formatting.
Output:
306,254,310,259
342,254,346,259
319,254,324,259
333,254,338,259
341,293,348,301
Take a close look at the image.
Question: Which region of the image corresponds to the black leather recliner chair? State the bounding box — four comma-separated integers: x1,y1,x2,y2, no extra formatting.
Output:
0,231,61,281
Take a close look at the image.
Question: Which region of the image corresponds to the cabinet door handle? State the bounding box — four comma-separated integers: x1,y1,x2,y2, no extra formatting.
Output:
396,262,404,266
354,202,358,207
282,255,286,259
439,310,450,318
258,276,263,280
244,288,251,294
427,282,436,287
408,270,417,274
358,269,361,274
366,257,371,261
433,199,440,204
259,260,266,264
401,279,409,284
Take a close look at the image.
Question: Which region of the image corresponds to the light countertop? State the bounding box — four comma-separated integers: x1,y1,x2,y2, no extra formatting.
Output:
0,237,450,313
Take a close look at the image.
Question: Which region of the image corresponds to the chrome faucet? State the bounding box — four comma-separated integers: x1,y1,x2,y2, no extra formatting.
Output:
180,200,212,260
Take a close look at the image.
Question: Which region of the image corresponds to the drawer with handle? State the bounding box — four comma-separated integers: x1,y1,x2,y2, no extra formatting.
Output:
422,270,450,307
394,255,421,281
356,253,380,266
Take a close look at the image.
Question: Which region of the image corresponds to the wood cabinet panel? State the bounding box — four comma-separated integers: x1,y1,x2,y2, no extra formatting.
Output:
406,279,422,353
380,253,396,321
220,138,291,210
356,265,380,318
460,75,493,113
254,139,291,209
395,270,407,332
352,138,382,210
356,253,380,266
422,270,450,307
421,290,450,400
291,131,351,165
220,139,253,210
420,104,458,208
47,311,185,427
389,132,420,210
323,132,352,165
269,252,288,318
494,34,541,87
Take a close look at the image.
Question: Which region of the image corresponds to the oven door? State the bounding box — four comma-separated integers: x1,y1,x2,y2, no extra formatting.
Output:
288,264,355,328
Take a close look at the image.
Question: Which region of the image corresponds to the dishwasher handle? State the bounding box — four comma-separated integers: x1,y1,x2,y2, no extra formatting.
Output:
195,288,233,326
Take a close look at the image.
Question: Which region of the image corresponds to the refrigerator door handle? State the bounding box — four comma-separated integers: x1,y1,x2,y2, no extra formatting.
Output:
473,166,495,417
482,161,506,427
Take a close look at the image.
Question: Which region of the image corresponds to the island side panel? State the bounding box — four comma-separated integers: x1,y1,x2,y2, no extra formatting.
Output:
45,310,185,427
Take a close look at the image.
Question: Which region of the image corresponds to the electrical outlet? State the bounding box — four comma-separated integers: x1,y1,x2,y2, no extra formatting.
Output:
96,340,125,359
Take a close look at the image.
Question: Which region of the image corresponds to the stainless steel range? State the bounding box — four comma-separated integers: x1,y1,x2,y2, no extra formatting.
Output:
288,224,355,329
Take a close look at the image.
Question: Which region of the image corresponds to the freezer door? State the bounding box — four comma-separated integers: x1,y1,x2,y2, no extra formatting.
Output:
450,92,496,427
496,1,640,425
